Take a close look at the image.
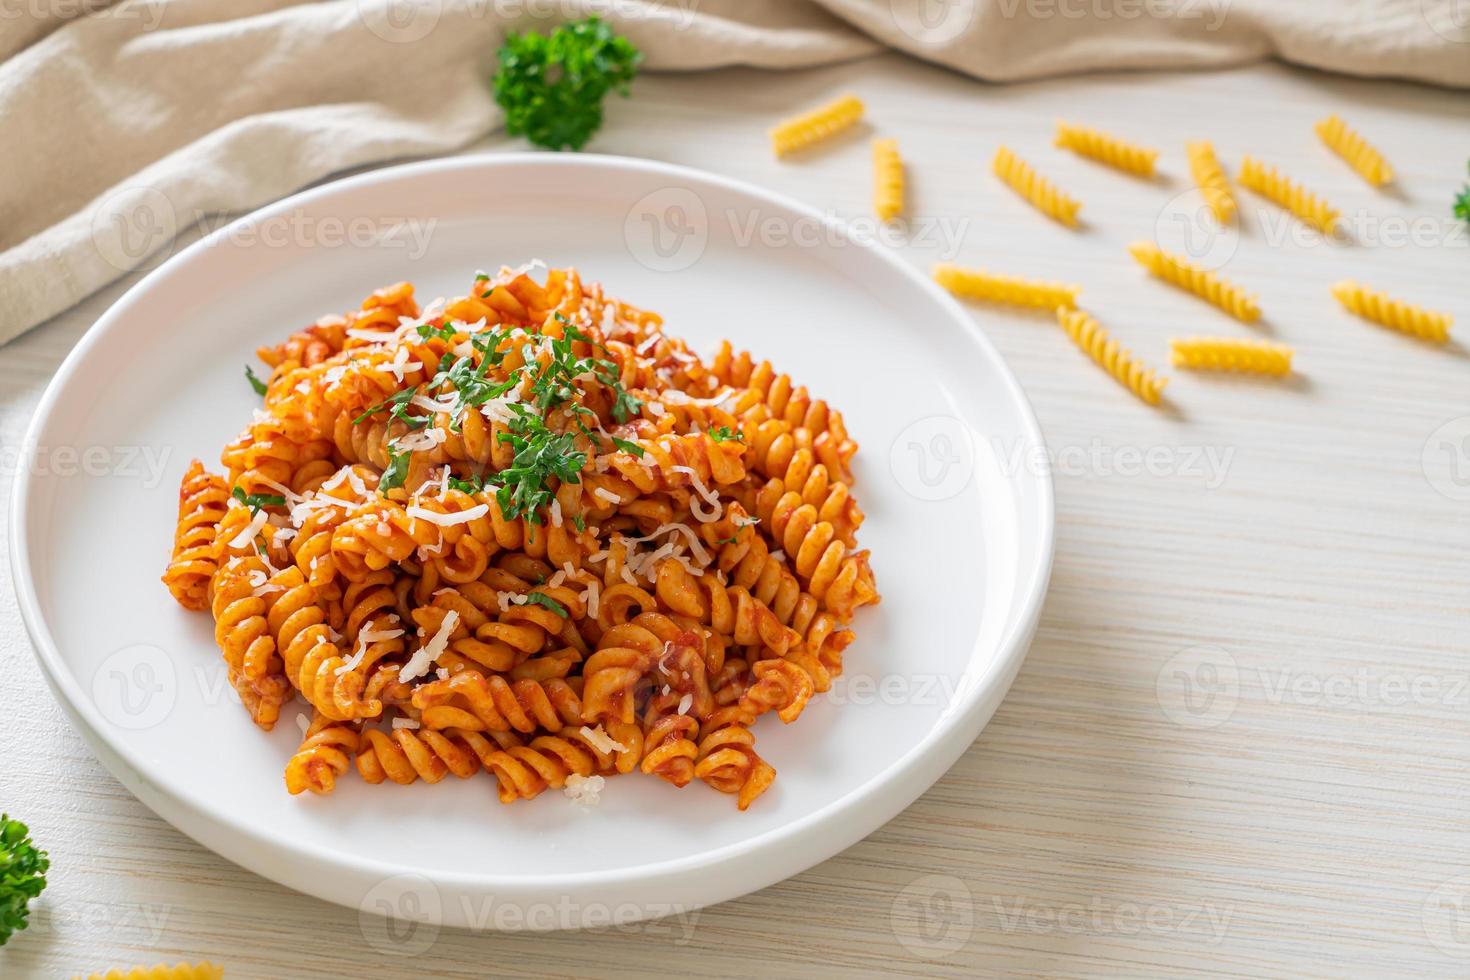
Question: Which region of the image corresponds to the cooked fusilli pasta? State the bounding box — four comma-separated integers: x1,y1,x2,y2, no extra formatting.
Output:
872,137,904,221
1170,338,1294,376
1330,280,1453,343
771,95,864,157
993,145,1082,228
1315,114,1394,188
162,265,879,810
1054,122,1158,177
932,263,1080,310
1056,309,1169,406
1238,155,1341,234
1185,141,1236,223
1128,242,1261,323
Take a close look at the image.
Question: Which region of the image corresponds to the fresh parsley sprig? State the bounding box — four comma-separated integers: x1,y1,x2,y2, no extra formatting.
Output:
0,814,48,946
1454,160,1470,225
232,486,285,515
493,17,642,152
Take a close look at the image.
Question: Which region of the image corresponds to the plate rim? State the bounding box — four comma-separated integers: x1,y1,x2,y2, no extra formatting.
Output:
10,151,1054,917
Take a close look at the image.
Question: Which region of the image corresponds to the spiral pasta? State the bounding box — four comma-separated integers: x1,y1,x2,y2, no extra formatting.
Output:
1185,141,1236,223
1239,155,1341,234
1315,114,1394,188
1170,338,1294,376
1054,121,1159,177
1056,309,1169,407
932,263,1080,311
771,94,864,157
872,137,904,221
81,964,224,980
1127,242,1261,323
161,264,879,808
1330,281,1452,344
993,145,1082,228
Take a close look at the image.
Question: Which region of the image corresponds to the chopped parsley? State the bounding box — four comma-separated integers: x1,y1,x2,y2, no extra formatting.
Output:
493,406,586,521
353,385,427,430
416,320,458,341
611,437,644,457
447,473,487,494
379,444,411,495
245,364,268,396
708,425,743,443
232,486,285,515
1455,160,1470,224
525,592,569,618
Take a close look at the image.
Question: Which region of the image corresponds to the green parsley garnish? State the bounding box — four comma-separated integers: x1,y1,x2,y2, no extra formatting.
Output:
525,592,569,618
493,17,642,152
572,514,586,532
379,444,411,495
1455,161,1470,224
417,320,458,341
611,436,644,457
245,364,268,396
447,473,487,494
232,486,285,515
353,385,427,431
0,814,48,947
708,426,743,443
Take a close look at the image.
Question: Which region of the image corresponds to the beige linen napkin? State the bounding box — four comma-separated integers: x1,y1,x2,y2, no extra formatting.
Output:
2,0,1466,344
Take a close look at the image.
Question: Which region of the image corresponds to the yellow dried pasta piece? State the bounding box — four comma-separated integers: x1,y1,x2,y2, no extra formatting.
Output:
1315,114,1394,188
1238,155,1341,234
1185,141,1236,223
80,963,224,980
1170,337,1294,376
1331,280,1452,344
933,263,1080,310
872,138,904,222
1054,121,1159,177
993,145,1082,228
1128,242,1261,323
1056,308,1169,406
771,95,864,157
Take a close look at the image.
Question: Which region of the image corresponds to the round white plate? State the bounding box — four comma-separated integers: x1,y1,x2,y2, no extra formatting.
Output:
12,154,1053,931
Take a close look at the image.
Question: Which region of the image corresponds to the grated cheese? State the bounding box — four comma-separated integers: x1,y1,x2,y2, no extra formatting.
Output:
579,725,628,755
398,610,458,683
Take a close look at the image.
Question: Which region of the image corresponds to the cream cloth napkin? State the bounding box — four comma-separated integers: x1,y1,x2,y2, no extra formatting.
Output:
3,0,1466,345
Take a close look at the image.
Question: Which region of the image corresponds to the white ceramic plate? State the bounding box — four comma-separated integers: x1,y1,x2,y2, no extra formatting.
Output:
12,154,1053,931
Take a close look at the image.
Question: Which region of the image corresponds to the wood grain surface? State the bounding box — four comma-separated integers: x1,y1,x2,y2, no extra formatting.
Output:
2,51,1467,979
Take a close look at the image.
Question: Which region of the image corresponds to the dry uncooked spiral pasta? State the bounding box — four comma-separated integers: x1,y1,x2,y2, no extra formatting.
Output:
1056,309,1169,407
932,263,1080,311
872,137,904,221
162,264,878,809
82,963,224,980
993,145,1082,228
770,94,864,156
1128,242,1261,323
1170,338,1295,376
1330,281,1452,344
1315,114,1394,188
1054,121,1159,177
1186,141,1236,223
1239,156,1341,234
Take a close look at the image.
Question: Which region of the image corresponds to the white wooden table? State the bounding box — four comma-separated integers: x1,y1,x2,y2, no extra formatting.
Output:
3,51,1468,979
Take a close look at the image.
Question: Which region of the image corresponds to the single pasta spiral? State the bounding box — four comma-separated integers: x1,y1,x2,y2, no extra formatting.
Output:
932,263,1080,310
1185,141,1236,223
1128,242,1261,323
1330,281,1452,344
162,460,229,611
1056,309,1169,407
1170,338,1295,376
1315,114,1394,188
872,137,904,221
770,94,864,157
285,711,361,795
1054,121,1158,177
993,145,1082,228
1239,156,1341,234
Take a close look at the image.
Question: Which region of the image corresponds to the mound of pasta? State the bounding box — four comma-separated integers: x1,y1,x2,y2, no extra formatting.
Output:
161,264,879,810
